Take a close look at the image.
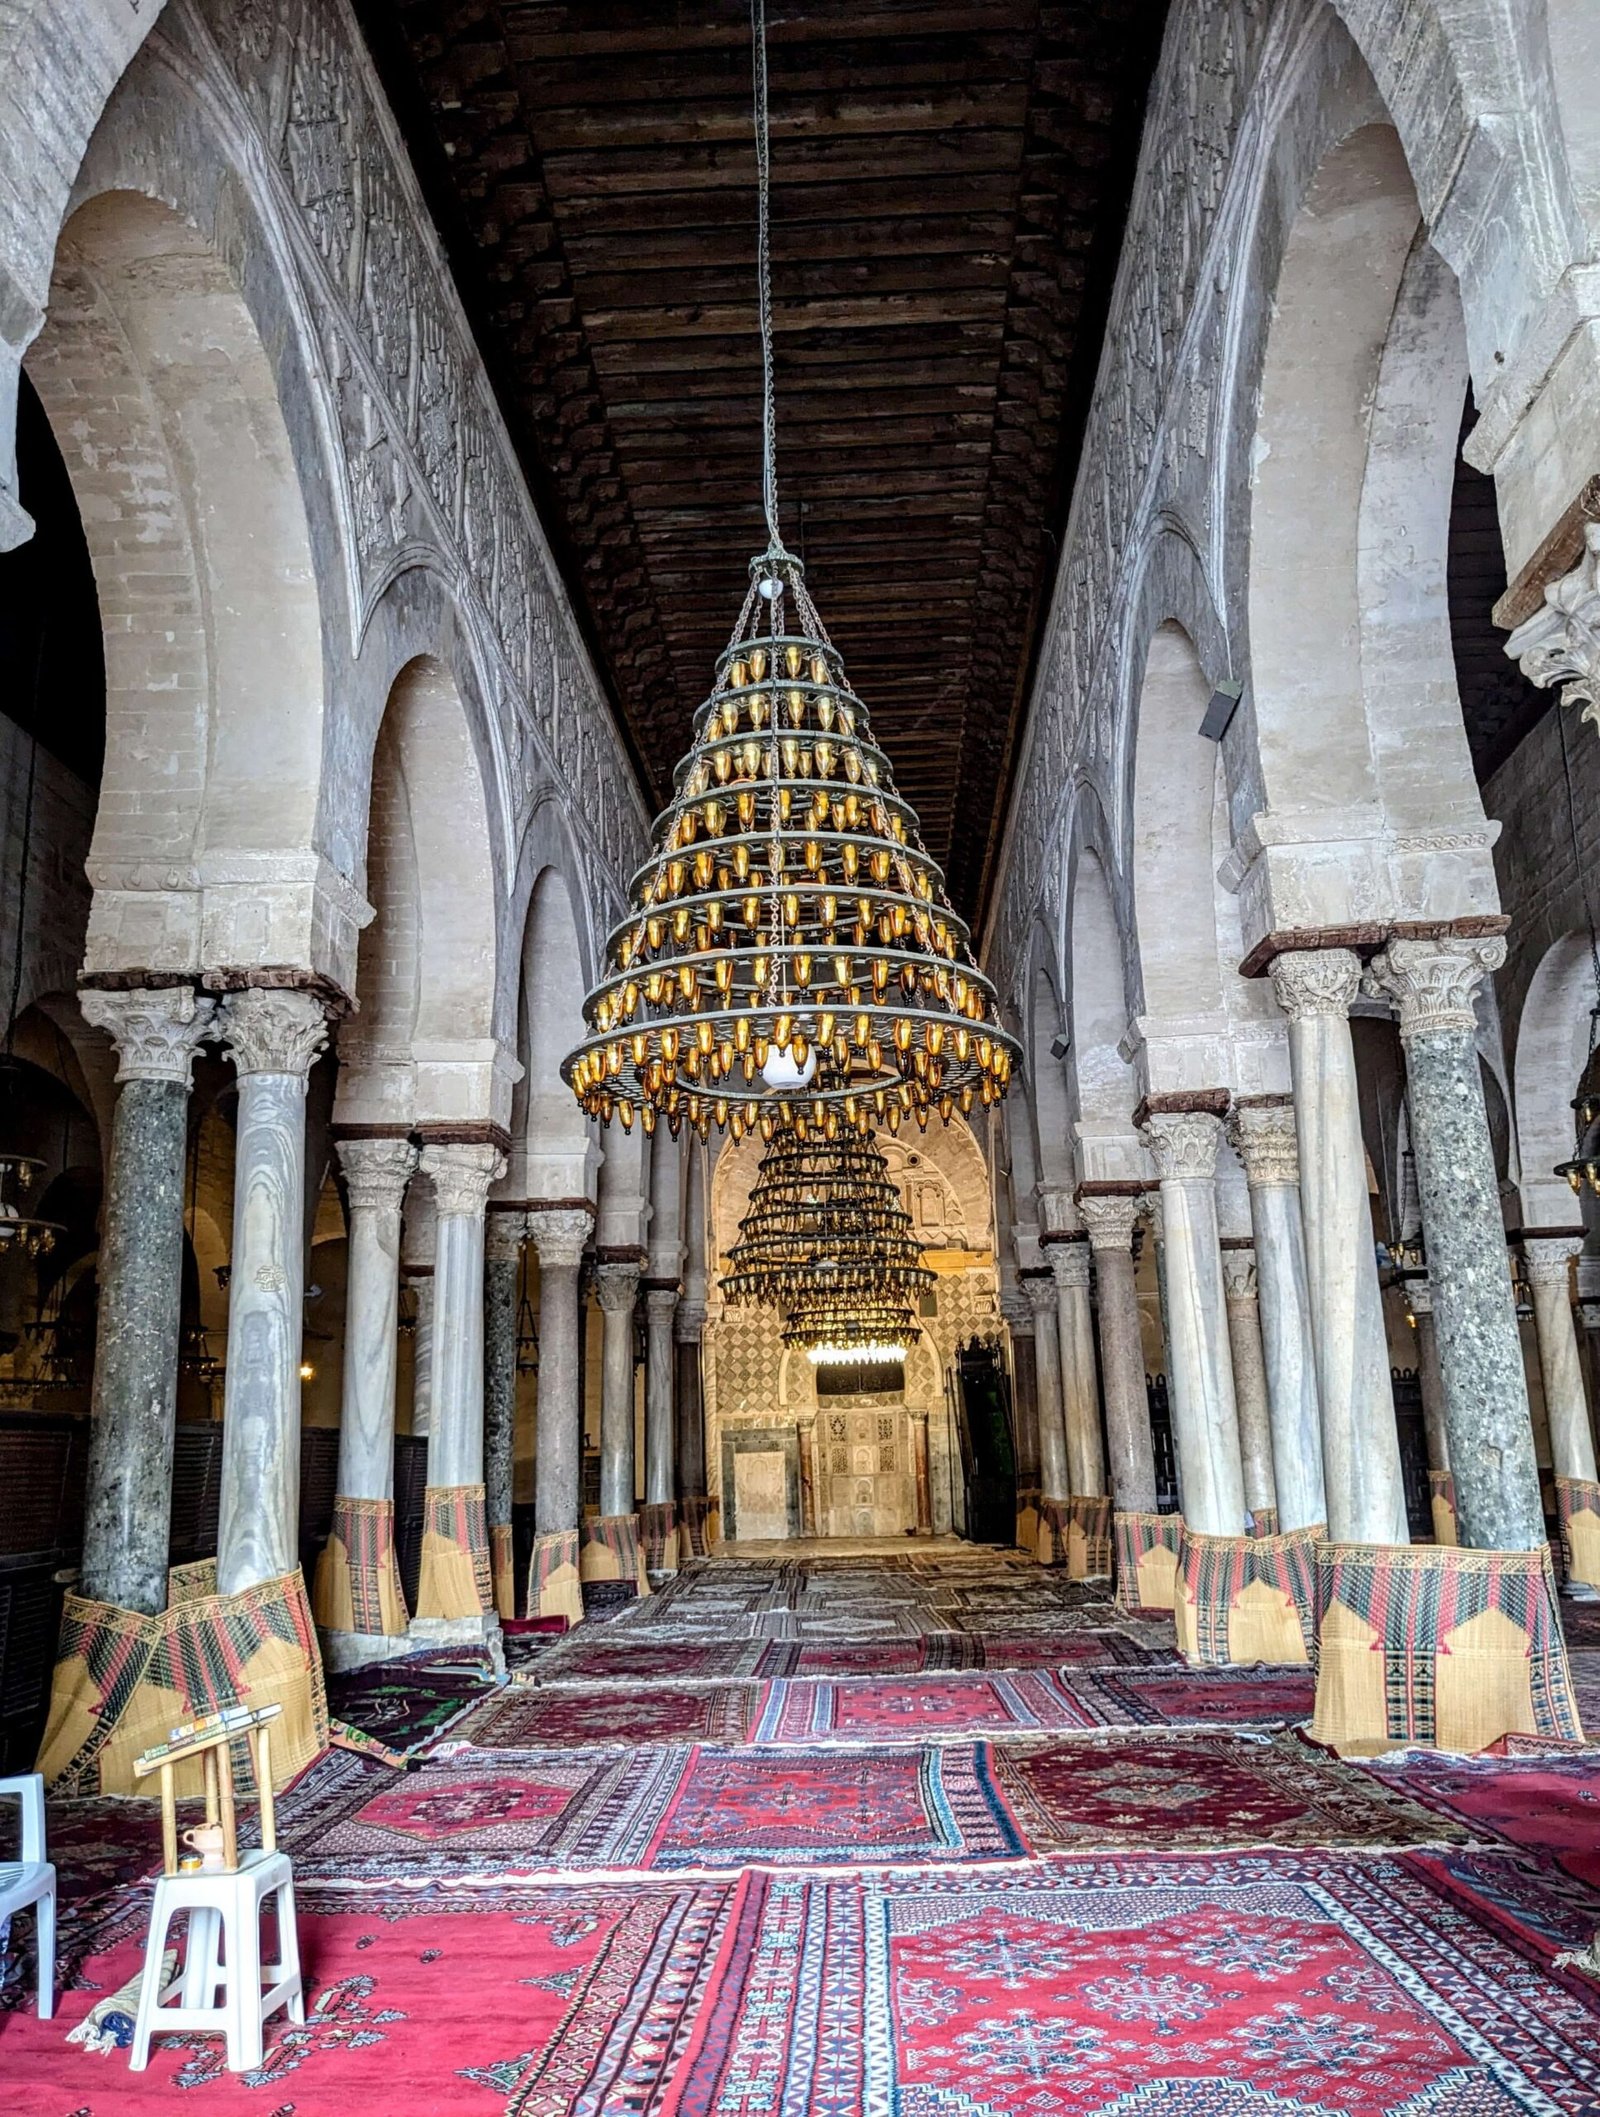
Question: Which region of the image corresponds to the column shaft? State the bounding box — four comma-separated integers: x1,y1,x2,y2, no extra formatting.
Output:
1270,952,1407,1544
595,1262,641,1517
1049,1241,1105,1496
1525,1238,1598,1483
1367,938,1542,1550
1024,1275,1070,1499
1140,1111,1246,1536
1411,1285,1453,1478
334,1139,415,1504
483,1209,525,1609
531,1212,591,1534
216,991,328,1597
1078,1203,1157,1512
78,989,214,1613
644,1286,678,1505
1221,1249,1277,1524
675,1312,706,1497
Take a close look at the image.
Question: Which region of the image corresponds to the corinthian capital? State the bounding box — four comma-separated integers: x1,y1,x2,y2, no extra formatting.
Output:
218,988,329,1078
1141,1110,1222,1182
337,1135,417,1215
1363,935,1505,1041
1219,1249,1258,1303
1225,1097,1299,1188
1076,1192,1141,1254
80,985,215,1086
998,1288,1034,1333
419,1140,506,1218
1045,1240,1091,1289
528,1205,592,1270
594,1259,641,1311
1505,519,1600,731
1268,948,1361,1023
1523,1234,1582,1289
1022,1274,1056,1322
486,1207,529,1262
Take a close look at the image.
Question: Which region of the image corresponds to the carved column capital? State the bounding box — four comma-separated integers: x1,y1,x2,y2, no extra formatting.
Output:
1140,1109,1222,1182
998,1289,1035,1334
528,1206,592,1271
1219,1249,1258,1304
646,1285,680,1320
1505,519,1600,731
1076,1192,1141,1253
594,1260,641,1312
336,1135,417,1214
1364,935,1505,1041
1523,1234,1582,1289
1268,947,1362,1022
1022,1275,1056,1322
1226,1097,1299,1187
675,1301,706,1343
485,1207,529,1263
80,985,216,1086
1046,1240,1091,1290
1035,1185,1079,1239
1140,1189,1165,1243
217,988,329,1078
419,1140,506,1218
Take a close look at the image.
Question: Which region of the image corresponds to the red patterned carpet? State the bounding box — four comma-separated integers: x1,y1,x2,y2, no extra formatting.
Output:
5,1545,1600,2113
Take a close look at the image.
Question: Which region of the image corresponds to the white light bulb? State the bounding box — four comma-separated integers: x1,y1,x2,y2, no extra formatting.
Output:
761,1042,817,1090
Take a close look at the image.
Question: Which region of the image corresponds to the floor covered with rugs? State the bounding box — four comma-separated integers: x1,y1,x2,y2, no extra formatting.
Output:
6,1544,1600,2113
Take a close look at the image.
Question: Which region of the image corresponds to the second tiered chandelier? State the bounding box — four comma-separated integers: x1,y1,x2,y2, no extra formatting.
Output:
723,1130,934,1311
563,0,1018,1144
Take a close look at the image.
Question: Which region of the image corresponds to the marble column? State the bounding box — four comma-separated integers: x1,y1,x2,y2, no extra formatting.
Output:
530,1209,592,1536
1528,1237,1600,1596
401,1183,436,1438
644,1285,678,1508
1138,1110,1246,1536
1078,1192,1158,1512
1409,1280,1454,1490
1269,951,1408,1545
1226,1098,1326,1533
216,990,329,1597
1220,1247,1278,1528
594,1260,641,1517
999,1291,1040,1481
483,1206,525,1617
675,1301,707,1502
1023,1273,1070,1503
1366,937,1543,1550
910,1409,933,1532
1578,1254,1600,1424
414,1141,504,1621
1047,1238,1106,1500
316,1136,415,1640
78,987,216,1614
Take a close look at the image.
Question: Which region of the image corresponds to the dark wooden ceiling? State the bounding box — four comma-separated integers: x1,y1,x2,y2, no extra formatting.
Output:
359,1,1169,924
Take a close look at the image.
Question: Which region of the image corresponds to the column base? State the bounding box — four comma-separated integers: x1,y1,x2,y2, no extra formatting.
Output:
1067,1494,1113,1582
1036,1498,1071,1568
1174,1523,1320,1669
407,1612,506,1674
1311,1541,1581,1756
580,1513,650,1598
314,1497,409,1637
1556,1476,1600,1593
528,1527,584,1626
1113,1511,1182,1612
490,1522,516,1620
641,1500,680,1576
1428,1471,1460,1547
38,1565,327,1796
415,1485,493,1621
1014,1485,1041,1558
678,1493,713,1560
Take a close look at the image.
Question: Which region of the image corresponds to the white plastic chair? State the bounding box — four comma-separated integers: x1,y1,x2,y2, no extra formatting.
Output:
0,1771,56,2019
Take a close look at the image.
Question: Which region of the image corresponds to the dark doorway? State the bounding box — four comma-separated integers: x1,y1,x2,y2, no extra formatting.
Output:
954,1339,1015,1545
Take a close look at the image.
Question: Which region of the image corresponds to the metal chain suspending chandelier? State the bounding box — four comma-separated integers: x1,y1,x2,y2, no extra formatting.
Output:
563,0,1019,1145
722,1130,934,1311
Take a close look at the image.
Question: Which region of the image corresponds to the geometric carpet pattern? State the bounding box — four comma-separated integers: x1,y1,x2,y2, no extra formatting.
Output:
6,1542,1599,2113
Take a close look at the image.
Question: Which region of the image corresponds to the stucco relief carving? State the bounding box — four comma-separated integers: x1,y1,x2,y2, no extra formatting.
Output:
169,0,645,913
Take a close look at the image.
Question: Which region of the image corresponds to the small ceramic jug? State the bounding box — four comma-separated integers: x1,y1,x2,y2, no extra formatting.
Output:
181,1822,227,1873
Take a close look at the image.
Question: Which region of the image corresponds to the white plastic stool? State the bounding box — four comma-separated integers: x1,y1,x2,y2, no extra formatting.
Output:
129,1848,303,2073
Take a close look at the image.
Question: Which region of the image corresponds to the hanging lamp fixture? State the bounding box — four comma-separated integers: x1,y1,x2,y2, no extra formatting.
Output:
784,1284,919,1363
723,1129,933,1309
563,0,1019,1145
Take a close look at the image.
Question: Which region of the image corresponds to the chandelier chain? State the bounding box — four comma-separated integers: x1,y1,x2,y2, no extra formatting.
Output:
752,0,786,562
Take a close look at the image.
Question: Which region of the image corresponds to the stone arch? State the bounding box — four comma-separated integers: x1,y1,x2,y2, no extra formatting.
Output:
1513,934,1597,1225
1026,946,1075,1207
1244,116,1490,915
514,864,594,1202
1129,621,1223,1022
337,653,499,1127
25,188,325,975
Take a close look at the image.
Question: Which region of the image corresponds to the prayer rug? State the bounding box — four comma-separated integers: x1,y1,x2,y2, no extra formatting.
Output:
1408,1845,1600,1974
1067,1662,1317,1727
2,1872,736,2114
454,1682,760,1749
531,1637,773,1687
325,1658,491,1757
1372,1748,1600,1886
660,1852,1600,2116
990,1732,1471,1853
274,1742,1024,1877
637,1741,1025,1870
751,1670,1094,1742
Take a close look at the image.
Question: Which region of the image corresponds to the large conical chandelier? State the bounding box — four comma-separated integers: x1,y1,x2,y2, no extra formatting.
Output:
723,1131,934,1309
563,0,1019,1145
784,1286,919,1363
